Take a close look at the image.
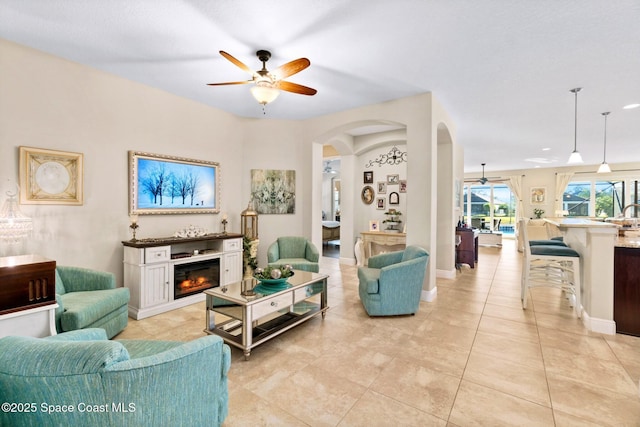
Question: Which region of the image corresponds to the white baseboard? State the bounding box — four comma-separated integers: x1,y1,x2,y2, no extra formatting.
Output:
582,310,616,335
421,286,437,302
436,268,456,279
339,256,356,265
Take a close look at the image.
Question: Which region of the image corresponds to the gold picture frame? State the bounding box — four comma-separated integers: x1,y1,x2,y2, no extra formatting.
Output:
19,146,84,205
530,187,546,204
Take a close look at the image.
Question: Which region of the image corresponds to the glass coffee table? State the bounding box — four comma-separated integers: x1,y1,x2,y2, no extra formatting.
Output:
204,271,329,360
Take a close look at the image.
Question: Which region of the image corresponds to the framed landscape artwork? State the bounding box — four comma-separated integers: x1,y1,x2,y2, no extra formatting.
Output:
129,151,219,215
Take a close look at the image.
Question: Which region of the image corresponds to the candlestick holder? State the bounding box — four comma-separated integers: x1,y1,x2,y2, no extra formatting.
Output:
129,222,139,241
221,219,228,235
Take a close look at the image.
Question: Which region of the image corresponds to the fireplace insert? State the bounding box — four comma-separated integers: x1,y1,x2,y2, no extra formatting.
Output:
174,258,220,299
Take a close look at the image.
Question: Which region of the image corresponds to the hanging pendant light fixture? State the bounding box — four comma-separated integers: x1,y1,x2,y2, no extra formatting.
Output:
567,87,584,164
597,111,612,173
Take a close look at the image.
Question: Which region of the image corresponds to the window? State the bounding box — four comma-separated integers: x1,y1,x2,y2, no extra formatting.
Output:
463,183,516,235
565,177,640,217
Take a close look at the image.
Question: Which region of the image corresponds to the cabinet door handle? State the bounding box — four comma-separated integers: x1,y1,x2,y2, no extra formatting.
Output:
271,301,278,307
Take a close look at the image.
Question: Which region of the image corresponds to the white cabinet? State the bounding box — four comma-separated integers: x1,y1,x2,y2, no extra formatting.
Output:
142,263,170,307
123,234,243,320
222,251,242,285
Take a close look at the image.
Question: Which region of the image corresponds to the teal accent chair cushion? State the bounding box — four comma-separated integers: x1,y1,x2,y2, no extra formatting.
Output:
0,329,230,427
56,266,130,339
358,245,429,316
267,236,320,273
530,245,580,257
529,239,567,246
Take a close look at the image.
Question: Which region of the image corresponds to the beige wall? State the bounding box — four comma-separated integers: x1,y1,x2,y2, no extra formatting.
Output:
1,38,461,294
0,39,245,277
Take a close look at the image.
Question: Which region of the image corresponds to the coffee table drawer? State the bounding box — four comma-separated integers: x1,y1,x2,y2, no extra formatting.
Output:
252,293,293,319
294,282,324,303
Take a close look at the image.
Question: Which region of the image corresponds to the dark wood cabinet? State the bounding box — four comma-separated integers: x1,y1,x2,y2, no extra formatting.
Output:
614,246,640,336
456,228,478,268
0,255,56,315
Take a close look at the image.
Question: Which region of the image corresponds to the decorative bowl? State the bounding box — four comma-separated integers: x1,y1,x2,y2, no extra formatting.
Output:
255,277,289,286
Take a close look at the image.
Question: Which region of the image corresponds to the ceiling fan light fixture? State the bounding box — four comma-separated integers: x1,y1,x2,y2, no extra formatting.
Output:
567,88,584,165
251,81,280,105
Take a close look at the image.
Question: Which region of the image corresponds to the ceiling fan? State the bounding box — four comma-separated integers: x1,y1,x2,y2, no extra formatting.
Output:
207,50,317,107
464,163,501,185
323,161,336,174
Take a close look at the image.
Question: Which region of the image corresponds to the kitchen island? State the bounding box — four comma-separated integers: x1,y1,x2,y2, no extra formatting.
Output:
614,230,640,336
544,218,618,334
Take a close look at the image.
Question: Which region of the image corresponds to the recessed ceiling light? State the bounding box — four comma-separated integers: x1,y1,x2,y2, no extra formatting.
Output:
542,148,551,151
623,103,640,109
525,157,557,164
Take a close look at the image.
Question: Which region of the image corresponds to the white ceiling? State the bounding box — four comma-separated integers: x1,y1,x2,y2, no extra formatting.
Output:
1,0,639,173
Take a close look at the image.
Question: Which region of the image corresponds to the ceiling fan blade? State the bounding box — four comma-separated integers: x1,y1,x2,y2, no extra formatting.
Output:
206,80,252,86
219,51,254,75
277,80,317,96
272,58,310,80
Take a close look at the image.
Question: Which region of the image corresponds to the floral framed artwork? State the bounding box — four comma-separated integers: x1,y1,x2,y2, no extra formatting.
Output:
530,187,546,204
129,151,219,215
376,197,386,210
377,181,387,194
369,220,380,231
19,146,84,205
399,180,407,193
251,169,296,214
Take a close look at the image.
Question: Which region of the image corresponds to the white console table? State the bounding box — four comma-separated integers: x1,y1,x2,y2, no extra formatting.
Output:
122,233,243,320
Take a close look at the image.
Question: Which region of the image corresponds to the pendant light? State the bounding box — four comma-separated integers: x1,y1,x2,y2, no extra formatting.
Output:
597,112,612,173
567,88,584,164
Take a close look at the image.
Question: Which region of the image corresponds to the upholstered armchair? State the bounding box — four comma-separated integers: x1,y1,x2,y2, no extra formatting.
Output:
267,236,320,273
0,328,230,427
55,266,130,339
358,245,429,316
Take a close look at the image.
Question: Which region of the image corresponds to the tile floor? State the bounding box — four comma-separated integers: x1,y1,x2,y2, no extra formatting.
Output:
116,239,640,426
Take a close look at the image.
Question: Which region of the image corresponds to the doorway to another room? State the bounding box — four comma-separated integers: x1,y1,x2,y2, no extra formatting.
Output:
322,156,341,258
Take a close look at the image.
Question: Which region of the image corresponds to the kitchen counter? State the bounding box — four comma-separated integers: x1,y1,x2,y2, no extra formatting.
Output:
615,230,640,248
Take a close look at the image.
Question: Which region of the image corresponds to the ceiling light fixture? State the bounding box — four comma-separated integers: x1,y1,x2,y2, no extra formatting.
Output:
250,80,280,106
597,112,612,173
567,88,584,164
623,103,640,110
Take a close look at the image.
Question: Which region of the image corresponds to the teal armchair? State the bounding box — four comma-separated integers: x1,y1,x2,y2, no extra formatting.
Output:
55,266,130,339
267,236,320,273
358,245,429,316
0,328,230,427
